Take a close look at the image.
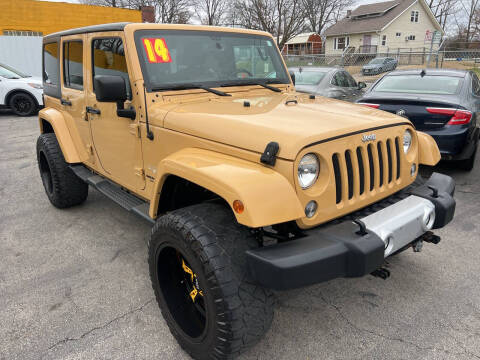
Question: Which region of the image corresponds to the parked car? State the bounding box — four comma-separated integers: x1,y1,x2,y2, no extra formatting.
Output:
357,69,479,170
0,63,43,116
289,66,366,102
362,57,398,75
37,23,455,360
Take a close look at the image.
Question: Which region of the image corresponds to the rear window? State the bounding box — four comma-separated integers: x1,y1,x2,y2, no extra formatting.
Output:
374,75,462,95
44,42,59,86
294,70,328,85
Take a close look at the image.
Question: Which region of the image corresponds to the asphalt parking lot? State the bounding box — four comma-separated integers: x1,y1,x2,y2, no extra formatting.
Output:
1,111,480,360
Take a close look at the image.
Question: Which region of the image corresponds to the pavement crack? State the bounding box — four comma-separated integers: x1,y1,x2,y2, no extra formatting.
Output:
44,298,154,354
317,292,480,359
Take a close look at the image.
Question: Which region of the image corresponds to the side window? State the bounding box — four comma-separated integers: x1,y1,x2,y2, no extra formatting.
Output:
63,41,84,90
343,72,357,87
92,38,131,98
472,73,480,96
333,72,348,87
43,42,59,86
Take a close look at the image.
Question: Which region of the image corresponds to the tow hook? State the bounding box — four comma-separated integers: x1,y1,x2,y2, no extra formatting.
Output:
371,264,391,280
412,239,423,252
421,231,441,244
412,231,441,253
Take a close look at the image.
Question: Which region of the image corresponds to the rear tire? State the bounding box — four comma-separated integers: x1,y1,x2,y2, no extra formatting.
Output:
9,92,37,116
36,133,88,208
458,144,477,171
148,203,274,360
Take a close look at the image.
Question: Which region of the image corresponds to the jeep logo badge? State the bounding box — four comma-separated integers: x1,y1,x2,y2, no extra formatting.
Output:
362,134,376,142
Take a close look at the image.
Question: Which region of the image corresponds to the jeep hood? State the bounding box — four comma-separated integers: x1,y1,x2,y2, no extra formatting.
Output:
163,93,408,160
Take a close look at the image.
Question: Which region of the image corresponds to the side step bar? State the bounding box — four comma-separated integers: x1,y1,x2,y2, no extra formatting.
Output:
70,164,154,224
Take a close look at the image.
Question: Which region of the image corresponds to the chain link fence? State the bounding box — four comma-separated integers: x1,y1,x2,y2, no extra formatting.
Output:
283,49,480,79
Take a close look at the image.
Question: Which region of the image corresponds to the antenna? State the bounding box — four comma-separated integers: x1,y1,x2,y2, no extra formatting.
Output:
143,83,154,140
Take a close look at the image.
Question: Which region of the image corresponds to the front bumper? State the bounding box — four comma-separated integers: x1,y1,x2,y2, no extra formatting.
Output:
246,172,455,290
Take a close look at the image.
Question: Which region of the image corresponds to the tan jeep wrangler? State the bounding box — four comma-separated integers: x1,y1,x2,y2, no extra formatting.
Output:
37,23,456,359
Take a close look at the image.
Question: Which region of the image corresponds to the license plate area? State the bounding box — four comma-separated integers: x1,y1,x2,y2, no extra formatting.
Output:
360,195,435,256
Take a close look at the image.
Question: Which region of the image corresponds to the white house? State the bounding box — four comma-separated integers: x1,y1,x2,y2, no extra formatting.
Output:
323,0,444,55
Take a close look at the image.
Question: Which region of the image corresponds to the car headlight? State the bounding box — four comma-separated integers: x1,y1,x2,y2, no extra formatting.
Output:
27,83,43,89
403,129,412,153
298,153,319,189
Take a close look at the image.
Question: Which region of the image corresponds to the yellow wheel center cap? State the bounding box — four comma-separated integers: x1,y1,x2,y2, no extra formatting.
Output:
182,259,204,302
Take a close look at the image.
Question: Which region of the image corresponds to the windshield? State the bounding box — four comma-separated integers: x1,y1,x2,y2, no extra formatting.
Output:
0,64,29,79
294,70,328,85
369,58,385,65
374,75,462,95
135,30,290,90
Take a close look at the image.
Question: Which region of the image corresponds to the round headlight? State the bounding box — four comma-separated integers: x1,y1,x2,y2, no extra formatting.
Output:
403,129,412,153
298,153,319,189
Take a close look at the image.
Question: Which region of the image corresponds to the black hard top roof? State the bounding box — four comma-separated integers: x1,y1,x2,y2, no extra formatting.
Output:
44,22,130,41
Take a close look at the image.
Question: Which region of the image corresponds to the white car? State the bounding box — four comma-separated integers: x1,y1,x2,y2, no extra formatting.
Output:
0,63,43,116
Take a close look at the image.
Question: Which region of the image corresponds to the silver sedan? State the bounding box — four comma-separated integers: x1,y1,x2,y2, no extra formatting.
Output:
288,67,367,102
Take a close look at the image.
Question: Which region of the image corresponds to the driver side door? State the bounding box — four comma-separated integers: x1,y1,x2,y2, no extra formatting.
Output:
86,33,145,191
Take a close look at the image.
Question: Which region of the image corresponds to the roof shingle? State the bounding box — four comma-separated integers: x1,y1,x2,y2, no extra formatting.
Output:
324,0,415,36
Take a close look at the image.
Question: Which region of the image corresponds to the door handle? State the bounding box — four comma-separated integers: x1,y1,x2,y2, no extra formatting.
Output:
61,98,72,106
86,106,101,115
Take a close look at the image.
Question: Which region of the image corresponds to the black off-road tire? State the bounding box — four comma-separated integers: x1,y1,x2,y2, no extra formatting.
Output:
9,92,37,116
36,133,88,208
148,203,274,360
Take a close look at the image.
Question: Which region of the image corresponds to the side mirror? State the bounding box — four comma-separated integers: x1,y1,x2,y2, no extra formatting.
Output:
94,75,135,119
289,71,296,85
358,81,367,89
94,75,127,102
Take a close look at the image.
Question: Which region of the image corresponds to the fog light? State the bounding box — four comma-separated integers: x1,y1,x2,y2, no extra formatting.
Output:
305,201,317,218
410,163,416,177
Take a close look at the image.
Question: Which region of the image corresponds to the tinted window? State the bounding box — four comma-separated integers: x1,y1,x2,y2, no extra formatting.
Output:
369,58,384,65
63,41,83,90
374,75,462,95
343,71,357,87
294,70,328,85
0,64,27,79
92,38,130,98
44,42,59,86
333,72,349,87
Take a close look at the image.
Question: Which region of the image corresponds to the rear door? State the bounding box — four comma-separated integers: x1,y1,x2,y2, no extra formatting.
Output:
59,34,95,166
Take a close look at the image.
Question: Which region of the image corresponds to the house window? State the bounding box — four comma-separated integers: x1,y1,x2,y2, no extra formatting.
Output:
411,11,419,22
382,35,387,46
407,35,416,41
334,36,349,50
396,32,401,37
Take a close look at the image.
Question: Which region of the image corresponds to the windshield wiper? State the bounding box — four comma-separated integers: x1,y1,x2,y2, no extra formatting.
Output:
151,84,231,96
220,80,283,93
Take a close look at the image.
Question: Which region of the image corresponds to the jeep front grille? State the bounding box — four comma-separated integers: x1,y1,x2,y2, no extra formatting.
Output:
332,136,402,204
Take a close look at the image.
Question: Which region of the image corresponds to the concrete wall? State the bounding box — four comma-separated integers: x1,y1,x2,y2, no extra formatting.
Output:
0,0,142,36
0,36,42,76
